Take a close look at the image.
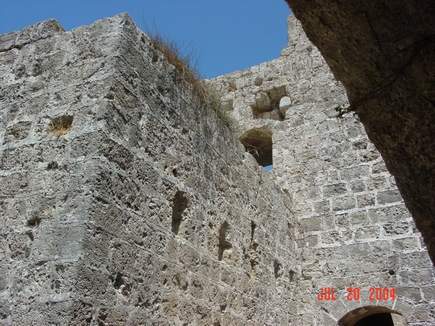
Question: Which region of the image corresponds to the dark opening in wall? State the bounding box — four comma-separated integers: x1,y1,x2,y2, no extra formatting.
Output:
111,272,131,297
355,314,394,326
26,216,41,227
273,259,283,279
251,86,289,121
288,270,296,282
171,191,188,235
218,221,232,261
248,221,259,277
240,127,273,167
48,115,73,137
339,306,406,326
250,221,256,242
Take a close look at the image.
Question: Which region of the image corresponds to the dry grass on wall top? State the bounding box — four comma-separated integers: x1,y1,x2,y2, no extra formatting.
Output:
148,34,234,129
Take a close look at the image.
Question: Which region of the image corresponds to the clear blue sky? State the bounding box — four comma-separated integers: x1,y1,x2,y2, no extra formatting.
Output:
0,1,291,78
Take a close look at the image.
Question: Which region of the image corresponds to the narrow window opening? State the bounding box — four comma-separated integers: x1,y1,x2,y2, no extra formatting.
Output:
249,248,258,277
250,221,256,242
240,127,273,168
288,270,296,282
248,221,258,277
218,221,232,261
171,191,188,235
273,259,283,279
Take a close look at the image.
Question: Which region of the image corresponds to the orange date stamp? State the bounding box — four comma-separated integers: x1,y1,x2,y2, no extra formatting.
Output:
317,287,396,302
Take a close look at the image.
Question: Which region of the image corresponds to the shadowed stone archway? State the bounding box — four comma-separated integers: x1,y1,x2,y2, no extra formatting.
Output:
339,306,407,326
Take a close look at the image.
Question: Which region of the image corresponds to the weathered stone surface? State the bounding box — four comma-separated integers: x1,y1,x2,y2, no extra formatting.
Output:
0,15,297,325
285,0,435,265
210,15,435,325
0,20,63,52
1,11,434,326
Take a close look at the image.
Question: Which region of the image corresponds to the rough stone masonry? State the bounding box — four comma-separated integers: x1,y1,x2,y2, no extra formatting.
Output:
0,13,434,326
210,16,435,325
285,0,435,265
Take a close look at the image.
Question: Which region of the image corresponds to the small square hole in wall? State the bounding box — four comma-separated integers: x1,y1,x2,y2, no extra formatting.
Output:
48,115,73,137
251,86,289,121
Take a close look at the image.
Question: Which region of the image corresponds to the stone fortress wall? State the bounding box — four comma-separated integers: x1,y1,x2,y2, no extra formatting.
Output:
0,15,299,325
0,12,434,326
210,16,435,325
